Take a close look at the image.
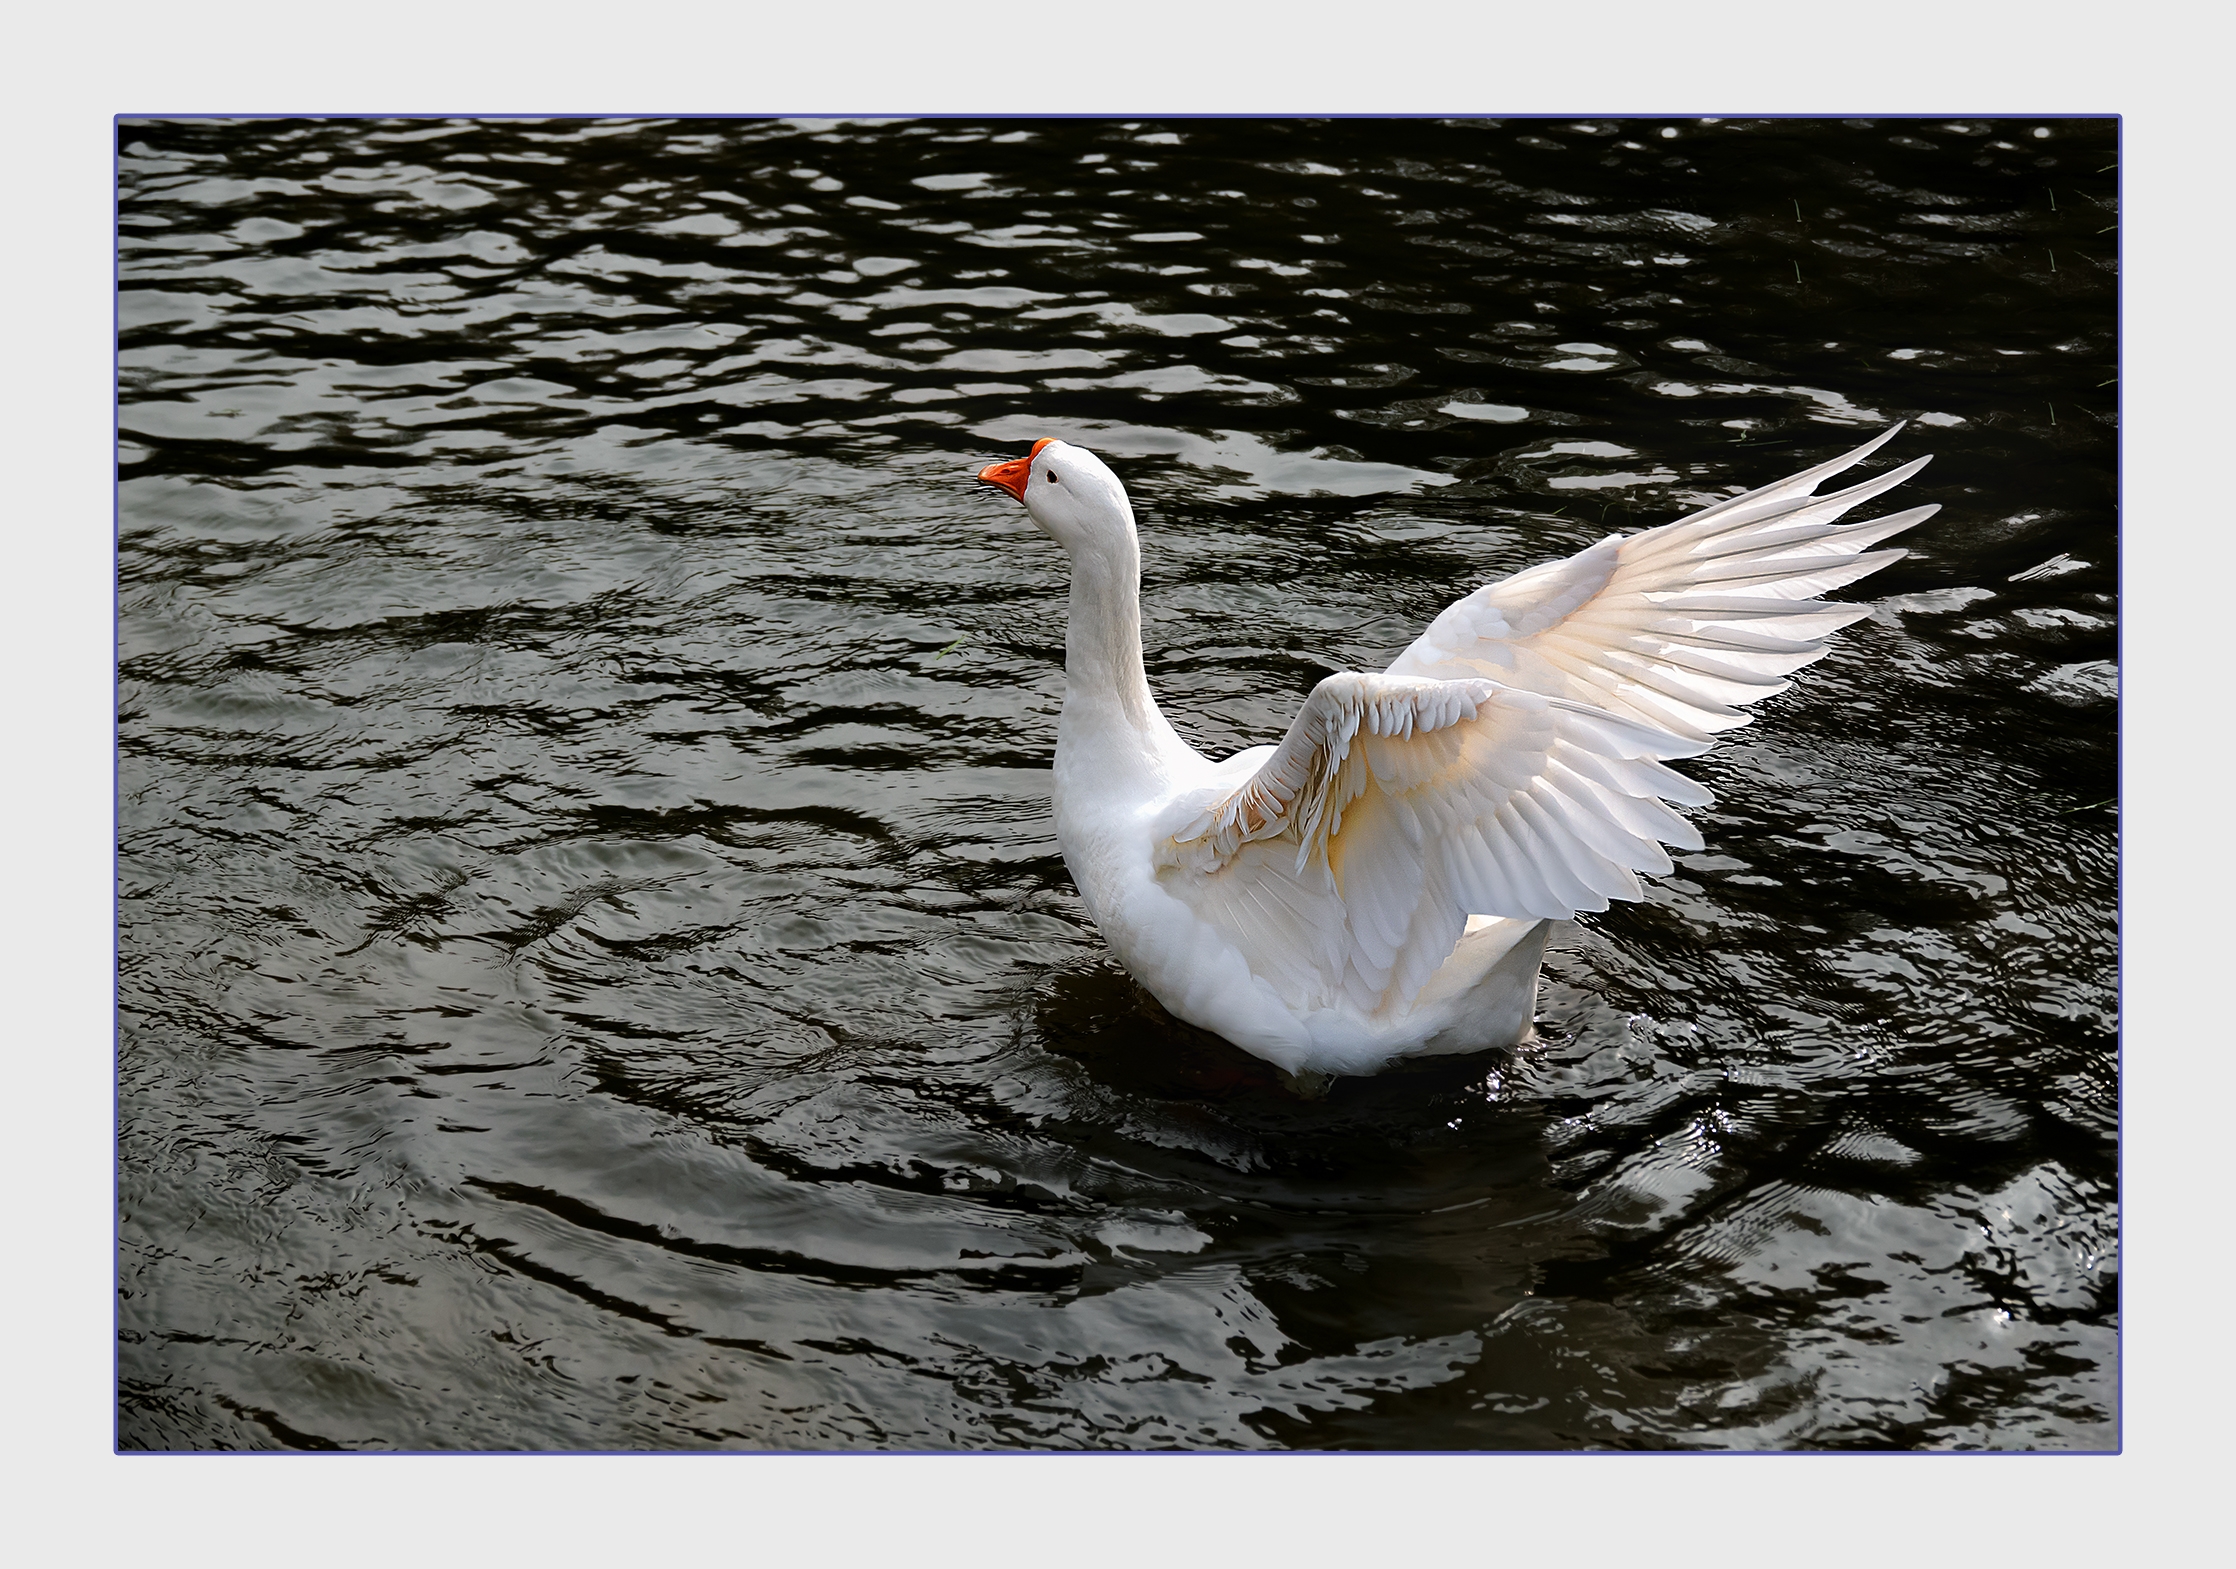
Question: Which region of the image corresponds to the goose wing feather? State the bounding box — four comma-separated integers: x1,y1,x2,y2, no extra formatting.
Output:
1154,672,1710,1017
1383,426,1937,742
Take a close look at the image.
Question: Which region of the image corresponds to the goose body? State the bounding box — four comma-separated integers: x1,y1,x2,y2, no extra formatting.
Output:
977,428,1935,1081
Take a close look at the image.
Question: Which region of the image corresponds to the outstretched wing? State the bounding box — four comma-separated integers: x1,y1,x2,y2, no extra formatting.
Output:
1154,672,1711,1017
1384,426,1936,741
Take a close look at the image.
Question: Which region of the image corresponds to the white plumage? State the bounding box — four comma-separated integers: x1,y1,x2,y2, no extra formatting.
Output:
976,427,1933,1083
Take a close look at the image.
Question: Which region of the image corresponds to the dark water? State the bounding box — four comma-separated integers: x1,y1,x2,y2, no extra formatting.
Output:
116,116,2117,1451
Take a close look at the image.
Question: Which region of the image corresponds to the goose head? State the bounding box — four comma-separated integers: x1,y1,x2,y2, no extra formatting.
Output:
977,439,1135,554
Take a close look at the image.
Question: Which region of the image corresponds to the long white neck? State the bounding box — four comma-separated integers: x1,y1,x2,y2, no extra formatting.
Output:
1064,528,1151,719
1056,525,1188,779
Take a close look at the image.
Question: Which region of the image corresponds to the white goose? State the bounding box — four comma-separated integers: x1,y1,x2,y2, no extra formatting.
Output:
977,427,1934,1084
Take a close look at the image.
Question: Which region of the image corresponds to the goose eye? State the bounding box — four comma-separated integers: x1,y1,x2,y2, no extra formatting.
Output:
1045,470,1060,484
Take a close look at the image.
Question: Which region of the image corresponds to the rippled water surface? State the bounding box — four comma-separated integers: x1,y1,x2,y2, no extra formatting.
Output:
117,116,2118,1451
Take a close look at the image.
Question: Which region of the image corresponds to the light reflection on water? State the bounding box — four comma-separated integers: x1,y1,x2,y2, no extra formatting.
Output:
118,116,2116,1451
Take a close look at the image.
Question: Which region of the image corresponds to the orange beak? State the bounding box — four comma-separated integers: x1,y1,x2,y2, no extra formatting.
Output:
976,438,1056,503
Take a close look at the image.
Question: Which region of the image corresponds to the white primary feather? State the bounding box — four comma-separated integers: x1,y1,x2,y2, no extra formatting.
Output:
977,427,1933,1081
1384,424,1936,740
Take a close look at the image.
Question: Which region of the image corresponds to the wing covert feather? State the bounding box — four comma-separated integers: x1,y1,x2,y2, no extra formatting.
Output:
1155,672,1710,1016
